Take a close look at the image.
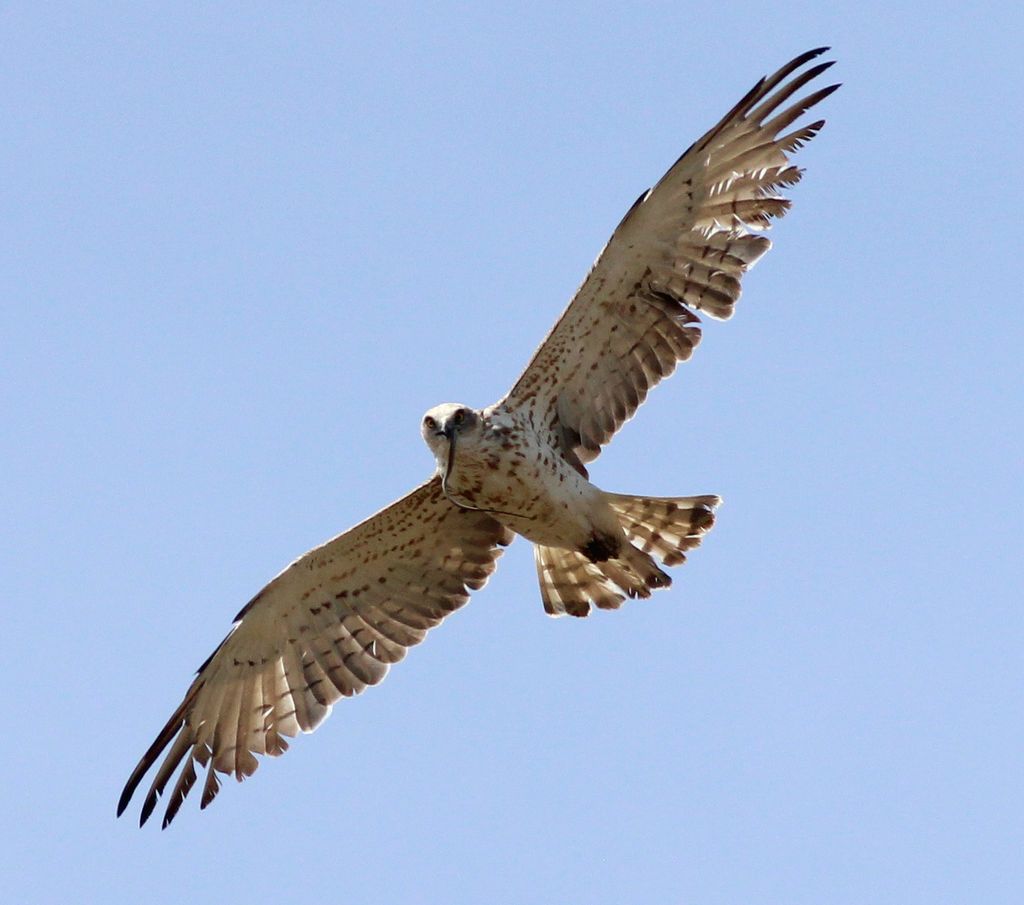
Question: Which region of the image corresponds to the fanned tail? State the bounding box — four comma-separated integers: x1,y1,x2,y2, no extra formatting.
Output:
534,493,720,617
605,492,720,567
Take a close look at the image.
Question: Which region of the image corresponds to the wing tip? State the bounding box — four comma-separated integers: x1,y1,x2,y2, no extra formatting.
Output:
139,791,158,827
793,46,831,68
115,789,131,819
803,60,837,83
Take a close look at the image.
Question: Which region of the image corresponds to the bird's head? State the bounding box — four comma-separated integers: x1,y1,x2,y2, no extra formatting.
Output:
421,403,481,465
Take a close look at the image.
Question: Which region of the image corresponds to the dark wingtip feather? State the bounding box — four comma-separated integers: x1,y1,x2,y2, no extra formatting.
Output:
117,680,203,826
139,791,158,827
804,60,837,81
760,47,831,94
200,763,222,810
792,46,830,67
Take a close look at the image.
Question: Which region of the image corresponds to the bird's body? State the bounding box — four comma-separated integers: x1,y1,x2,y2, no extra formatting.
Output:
423,402,620,554
119,49,839,827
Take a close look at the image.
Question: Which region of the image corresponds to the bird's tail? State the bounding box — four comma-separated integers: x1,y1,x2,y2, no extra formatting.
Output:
534,493,720,617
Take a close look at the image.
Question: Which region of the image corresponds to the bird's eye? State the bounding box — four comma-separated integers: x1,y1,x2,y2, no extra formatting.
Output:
424,416,436,430
454,409,466,424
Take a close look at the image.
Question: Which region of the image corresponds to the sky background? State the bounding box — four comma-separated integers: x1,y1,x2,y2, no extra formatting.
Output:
3,3,1022,903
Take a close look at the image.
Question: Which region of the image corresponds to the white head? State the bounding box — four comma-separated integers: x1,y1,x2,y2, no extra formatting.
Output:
421,402,481,469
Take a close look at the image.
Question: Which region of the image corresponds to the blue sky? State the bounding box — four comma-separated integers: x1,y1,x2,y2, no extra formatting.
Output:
3,3,1022,903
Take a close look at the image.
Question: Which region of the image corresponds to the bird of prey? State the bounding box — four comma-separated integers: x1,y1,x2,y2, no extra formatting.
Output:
119,48,837,828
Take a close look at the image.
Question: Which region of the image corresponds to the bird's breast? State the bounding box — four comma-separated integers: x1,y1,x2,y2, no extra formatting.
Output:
443,428,605,548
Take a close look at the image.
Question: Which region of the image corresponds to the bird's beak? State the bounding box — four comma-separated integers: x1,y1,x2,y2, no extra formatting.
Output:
441,423,458,494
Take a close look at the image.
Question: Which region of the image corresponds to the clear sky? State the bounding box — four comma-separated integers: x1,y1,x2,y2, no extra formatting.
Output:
3,3,1021,903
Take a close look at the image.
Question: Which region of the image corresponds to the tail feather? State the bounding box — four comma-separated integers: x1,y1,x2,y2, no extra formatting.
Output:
534,546,624,617
534,493,721,617
605,492,720,567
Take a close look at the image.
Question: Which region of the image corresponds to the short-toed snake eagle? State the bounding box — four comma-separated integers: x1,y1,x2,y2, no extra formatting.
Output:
119,48,838,827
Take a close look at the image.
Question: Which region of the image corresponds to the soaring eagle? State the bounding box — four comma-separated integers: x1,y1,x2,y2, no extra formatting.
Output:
119,48,837,827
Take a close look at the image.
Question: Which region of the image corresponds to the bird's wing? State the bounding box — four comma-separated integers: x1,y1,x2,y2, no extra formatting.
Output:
118,477,513,828
500,49,838,470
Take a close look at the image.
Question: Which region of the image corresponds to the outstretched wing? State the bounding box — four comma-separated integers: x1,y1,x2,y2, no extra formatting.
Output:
500,48,838,470
118,477,513,828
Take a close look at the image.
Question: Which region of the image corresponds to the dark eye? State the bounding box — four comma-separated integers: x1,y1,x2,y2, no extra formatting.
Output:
424,416,436,430
453,409,466,424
